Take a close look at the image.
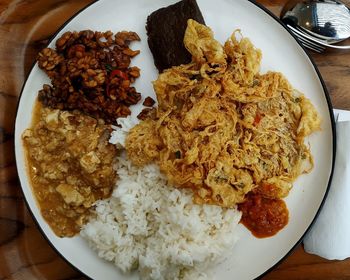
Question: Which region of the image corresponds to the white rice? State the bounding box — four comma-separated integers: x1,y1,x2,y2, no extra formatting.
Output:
109,114,139,148
80,116,242,280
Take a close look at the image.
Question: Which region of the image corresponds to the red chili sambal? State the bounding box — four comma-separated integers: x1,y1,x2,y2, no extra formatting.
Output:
238,192,289,238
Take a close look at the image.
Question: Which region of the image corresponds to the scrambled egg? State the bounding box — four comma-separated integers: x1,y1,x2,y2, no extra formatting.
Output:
126,20,321,208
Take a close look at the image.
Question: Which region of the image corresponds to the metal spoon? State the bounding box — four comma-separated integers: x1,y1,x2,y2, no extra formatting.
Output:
281,0,350,44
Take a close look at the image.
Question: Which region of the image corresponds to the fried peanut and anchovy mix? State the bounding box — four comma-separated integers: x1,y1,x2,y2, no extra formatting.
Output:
126,20,321,208
37,30,141,124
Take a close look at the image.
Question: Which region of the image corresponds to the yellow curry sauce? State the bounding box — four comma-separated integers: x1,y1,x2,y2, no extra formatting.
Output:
22,101,118,237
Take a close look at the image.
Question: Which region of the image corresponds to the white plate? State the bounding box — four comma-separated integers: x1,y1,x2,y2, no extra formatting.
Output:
14,0,336,279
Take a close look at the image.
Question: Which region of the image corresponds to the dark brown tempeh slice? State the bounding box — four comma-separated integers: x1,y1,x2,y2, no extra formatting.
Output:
146,0,205,72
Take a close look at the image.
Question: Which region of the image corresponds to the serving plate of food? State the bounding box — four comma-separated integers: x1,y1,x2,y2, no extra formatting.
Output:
14,0,336,279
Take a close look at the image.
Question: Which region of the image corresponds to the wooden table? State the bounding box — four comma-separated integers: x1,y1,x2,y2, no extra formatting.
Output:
1,0,350,279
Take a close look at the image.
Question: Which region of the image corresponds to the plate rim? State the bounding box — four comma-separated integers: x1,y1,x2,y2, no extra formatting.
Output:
13,0,337,279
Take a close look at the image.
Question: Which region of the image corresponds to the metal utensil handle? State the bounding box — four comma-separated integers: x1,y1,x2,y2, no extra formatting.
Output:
288,24,350,50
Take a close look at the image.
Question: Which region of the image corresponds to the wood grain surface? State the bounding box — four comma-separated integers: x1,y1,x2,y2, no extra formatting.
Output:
1,0,350,279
